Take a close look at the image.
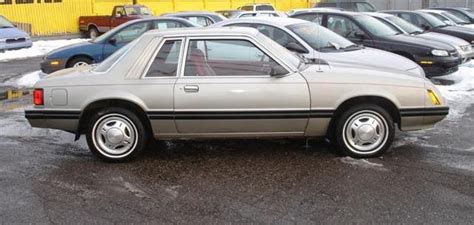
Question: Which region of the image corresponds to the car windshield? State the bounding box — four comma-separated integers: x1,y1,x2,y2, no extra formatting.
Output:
125,6,153,16
91,21,133,43
0,16,15,28
353,15,399,36
386,15,423,34
420,13,447,28
93,39,138,72
256,32,302,69
287,22,356,52
441,12,469,24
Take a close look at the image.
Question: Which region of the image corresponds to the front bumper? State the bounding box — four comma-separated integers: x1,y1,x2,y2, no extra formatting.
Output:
0,39,32,52
40,58,67,74
415,55,462,77
399,106,449,131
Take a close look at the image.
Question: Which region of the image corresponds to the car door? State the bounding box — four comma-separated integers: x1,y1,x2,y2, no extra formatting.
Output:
325,14,374,47
173,37,310,135
102,21,150,60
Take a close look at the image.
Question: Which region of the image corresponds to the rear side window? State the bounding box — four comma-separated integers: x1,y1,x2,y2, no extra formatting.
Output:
184,39,288,76
145,40,182,77
153,20,183,29
293,13,323,25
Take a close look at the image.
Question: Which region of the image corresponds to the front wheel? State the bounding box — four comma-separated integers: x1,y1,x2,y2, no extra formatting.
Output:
335,104,394,158
86,108,148,162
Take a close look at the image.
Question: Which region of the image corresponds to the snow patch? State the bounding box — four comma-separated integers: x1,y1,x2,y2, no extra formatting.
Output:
339,157,388,171
16,70,42,87
435,64,474,120
0,39,88,62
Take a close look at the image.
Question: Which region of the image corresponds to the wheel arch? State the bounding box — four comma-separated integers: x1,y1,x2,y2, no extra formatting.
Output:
326,95,401,140
66,54,94,68
75,98,152,141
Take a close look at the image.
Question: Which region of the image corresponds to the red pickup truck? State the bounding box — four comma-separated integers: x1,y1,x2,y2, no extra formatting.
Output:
79,5,153,38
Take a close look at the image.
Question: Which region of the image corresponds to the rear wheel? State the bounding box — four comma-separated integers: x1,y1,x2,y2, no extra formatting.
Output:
335,104,394,158
86,107,148,162
88,26,99,39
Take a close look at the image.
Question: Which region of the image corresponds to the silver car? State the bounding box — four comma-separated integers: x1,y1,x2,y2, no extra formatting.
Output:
213,17,425,77
25,27,449,162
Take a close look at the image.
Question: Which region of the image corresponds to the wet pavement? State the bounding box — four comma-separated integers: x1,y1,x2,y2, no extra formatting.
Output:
0,59,473,224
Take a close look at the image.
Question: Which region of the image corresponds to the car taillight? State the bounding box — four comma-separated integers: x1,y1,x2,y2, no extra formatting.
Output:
33,88,44,106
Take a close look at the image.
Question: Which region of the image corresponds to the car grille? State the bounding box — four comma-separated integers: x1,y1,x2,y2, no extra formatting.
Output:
6,38,26,44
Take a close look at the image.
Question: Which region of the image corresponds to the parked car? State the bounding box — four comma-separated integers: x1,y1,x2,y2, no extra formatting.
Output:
25,27,449,162
216,10,243,18
428,7,474,24
418,9,474,29
161,11,226,27
79,5,153,39
213,17,424,77
230,11,286,19
41,17,198,74
290,10,462,77
367,12,474,62
0,15,32,52
381,10,474,46
238,3,275,11
313,0,376,12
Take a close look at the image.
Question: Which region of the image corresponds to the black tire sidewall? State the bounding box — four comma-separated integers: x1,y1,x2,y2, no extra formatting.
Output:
88,27,99,39
86,107,148,162
335,104,394,158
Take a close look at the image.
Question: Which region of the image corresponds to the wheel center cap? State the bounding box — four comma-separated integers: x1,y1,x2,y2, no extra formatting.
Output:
106,128,124,144
358,125,375,141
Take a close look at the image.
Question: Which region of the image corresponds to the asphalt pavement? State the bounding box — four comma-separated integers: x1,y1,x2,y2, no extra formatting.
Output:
0,58,473,224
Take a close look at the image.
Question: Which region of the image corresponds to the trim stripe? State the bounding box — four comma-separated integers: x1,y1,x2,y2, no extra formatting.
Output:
148,110,334,120
400,107,449,117
25,110,80,120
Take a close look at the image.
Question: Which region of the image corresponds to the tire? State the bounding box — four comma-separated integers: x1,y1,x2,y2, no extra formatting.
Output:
88,26,99,39
86,107,148,162
335,104,394,158
67,56,92,68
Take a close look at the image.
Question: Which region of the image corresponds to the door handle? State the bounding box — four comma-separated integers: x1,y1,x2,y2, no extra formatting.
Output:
183,85,199,93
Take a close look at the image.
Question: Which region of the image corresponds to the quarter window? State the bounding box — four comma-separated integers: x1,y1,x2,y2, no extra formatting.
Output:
146,40,182,77
184,39,288,76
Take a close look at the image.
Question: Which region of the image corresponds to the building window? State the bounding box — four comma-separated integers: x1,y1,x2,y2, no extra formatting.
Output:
16,0,33,4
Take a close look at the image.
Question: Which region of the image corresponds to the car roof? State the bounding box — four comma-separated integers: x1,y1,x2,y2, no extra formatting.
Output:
242,3,273,6
143,26,260,37
222,17,305,27
362,12,393,18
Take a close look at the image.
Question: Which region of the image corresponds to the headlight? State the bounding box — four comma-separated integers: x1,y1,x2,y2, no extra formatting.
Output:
431,49,449,57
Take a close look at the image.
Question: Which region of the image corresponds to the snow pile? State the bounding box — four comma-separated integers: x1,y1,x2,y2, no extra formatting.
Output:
339,157,388,171
435,64,474,120
16,70,42,87
0,39,88,62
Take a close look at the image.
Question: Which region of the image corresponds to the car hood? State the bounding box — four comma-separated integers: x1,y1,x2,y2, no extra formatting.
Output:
0,27,29,39
320,47,420,72
46,40,96,58
438,25,474,35
418,32,470,47
382,34,456,51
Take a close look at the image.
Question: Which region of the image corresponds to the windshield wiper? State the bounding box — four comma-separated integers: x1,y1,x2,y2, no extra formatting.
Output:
0,26,14,28
410,31,423,35
342,44,362,51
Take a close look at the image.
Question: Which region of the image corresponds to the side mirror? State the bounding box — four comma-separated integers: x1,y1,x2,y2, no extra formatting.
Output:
421,24,431,31
354,31,368,39
285,42,308,54
108,38,117,45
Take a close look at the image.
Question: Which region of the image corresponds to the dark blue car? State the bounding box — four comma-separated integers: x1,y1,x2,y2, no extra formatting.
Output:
41,17,199,74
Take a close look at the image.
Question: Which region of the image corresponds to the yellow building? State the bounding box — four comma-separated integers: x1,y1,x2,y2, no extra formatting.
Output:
0,0,316,36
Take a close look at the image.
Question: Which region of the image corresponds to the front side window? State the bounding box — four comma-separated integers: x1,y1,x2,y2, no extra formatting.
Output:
353,15,398,36
185,16,211,26
420,13,446,28
125,6,152,16
327,15,364,38
153,20,183,29
112,22,149,43
356,2,376,12
449,10,471,22
293,13,323,25
385,16,423,34
146,40,182,77
184,39,287,76
115,7,125,17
